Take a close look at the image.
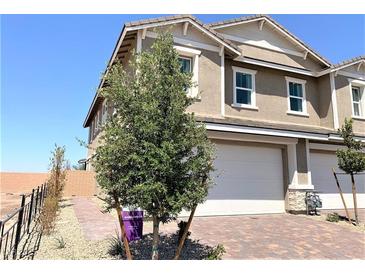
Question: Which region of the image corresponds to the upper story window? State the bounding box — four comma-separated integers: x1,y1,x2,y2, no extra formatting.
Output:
179,57,192,74
179,56,192,92
232,66,257,109
174,45,200,97
285,76,308,117
351,85,364,118
102,101,108,124
98,108,102,127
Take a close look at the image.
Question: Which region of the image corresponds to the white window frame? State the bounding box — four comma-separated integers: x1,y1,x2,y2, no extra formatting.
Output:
94,112,98,131
232,66,258,110
90,120,94,141
102,100,108,124
349,79,365,120
285,76,308,117
174,45,200,98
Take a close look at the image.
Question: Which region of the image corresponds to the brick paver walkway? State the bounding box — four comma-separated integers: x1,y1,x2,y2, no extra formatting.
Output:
72,197,120,240
72,197,365,259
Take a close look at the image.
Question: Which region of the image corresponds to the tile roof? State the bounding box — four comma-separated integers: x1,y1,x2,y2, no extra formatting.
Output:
124,14,241,54
332,55,365,69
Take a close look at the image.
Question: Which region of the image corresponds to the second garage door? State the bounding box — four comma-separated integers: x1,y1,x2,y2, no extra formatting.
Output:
310,151,365,209
195,142,285,216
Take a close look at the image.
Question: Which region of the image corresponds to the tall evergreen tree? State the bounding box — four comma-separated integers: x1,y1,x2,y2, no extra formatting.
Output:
93,32,215,259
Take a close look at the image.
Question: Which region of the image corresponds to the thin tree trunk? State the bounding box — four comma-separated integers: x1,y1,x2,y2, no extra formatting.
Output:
332,168,352,223
350,173,359,225
115,201,133,260
152,215,160,260
174,205,197,260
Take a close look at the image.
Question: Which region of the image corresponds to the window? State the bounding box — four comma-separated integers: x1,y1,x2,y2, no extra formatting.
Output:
174,45,200,97
232,66,257,108
352,86,363,117
179,57,192,74
179,57,192,92
102,101,108,124
90,120,94,142
285,77,307,116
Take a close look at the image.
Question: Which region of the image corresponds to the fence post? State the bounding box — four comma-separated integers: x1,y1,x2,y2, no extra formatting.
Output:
0,220,3,251
12,194,25,260
34,186,40,215
27,189,35,233
39,184,44,207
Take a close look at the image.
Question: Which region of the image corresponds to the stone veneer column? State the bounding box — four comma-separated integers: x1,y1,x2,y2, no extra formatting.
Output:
285,139,314,213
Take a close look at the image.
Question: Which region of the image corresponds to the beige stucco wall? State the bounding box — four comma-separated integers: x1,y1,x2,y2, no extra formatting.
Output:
238,45,323,71
224,60,325,129
317,74,334,128
214,23,326,72
335,75,365,135
296,138,310,185
142,37,222,119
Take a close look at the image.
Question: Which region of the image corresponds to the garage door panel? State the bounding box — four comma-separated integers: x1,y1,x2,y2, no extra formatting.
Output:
311,151,365,209
195,142,285,216
215,162,282,180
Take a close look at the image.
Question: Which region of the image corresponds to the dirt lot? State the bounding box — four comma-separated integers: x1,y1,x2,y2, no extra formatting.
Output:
0,171,97,219
0,192,23,218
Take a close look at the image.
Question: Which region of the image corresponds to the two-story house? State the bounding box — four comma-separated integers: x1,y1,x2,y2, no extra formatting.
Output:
83,15,365,216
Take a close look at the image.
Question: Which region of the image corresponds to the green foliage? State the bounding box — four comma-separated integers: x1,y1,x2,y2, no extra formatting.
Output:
336,118,365,174
177,221,191,242
326,212,340,222
108,232,124,257
93,32,215,219
205,244,226,260
55,236,66,249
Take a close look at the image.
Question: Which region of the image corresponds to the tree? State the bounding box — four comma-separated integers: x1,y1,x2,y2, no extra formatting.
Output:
92,32,215,259
336,118,365,225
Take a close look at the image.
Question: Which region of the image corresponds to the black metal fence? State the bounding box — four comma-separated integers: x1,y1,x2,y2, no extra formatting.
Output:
0,183,47,260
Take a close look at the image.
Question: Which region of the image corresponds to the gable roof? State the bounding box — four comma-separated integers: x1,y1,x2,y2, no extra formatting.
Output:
332,55,365,70
317,55,365,77
83,15,242,127
208,14,332,68
123,14,241,55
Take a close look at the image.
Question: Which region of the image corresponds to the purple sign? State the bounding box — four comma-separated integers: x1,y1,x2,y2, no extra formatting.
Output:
121,210,144,242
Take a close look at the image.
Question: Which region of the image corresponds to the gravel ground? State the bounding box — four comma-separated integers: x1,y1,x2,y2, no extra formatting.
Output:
34,199,113,259
33,198,217,259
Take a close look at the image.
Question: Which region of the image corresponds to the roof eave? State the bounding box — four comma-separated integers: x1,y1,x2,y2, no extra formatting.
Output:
83,15,243,128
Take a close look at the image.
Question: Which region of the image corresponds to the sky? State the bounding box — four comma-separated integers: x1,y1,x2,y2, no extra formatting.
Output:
1,14,365,172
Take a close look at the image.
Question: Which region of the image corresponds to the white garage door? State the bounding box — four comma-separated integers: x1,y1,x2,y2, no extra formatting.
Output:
195,142,285,216
310,151,365,209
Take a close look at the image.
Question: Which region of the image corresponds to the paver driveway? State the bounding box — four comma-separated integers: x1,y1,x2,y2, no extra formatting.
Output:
73,198,365,259
182,214,365,259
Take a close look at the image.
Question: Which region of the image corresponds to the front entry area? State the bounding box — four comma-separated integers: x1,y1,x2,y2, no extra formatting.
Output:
195,141,286,216
310,151,365,209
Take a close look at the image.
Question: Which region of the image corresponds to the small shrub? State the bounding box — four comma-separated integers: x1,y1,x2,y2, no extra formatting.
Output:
177,221,191,242
39,196,59,234
108,233,124,257
55,236,66,249
205,244,226,260
326,212,340,222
